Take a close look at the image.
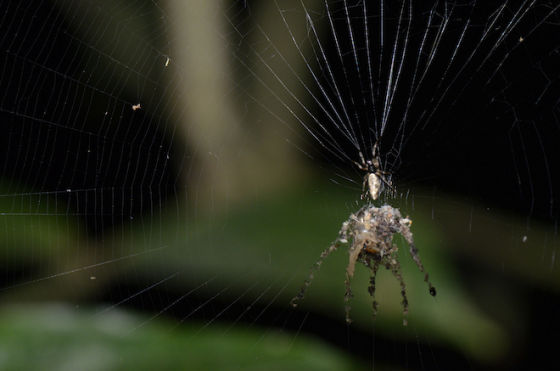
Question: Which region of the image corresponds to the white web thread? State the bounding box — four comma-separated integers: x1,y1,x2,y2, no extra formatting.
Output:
0,1,558,369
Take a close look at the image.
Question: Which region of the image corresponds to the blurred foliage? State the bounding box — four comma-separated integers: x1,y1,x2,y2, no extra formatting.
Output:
116,179,542,363
0,184,79,264
0,304,364,371
1,179,558,368
0,184,98,303
1,182,558,369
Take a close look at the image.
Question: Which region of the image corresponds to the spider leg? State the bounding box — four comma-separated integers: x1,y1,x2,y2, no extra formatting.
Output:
358,150,366,166
353,160,366,171
388,256,409,326
344,241,364,323
397,220,437,297
370,142,395,197
367,259,381,318
290,224,349,308
361,175,368,200
408,242,437,297
344,272,354,324
376,171,396,196
371,142,380,168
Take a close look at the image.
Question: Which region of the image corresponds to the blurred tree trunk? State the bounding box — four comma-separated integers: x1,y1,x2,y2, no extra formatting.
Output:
168,0,319,211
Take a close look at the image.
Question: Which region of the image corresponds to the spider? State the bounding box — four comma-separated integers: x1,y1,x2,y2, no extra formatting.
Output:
354,142,394,200
290,204,436,326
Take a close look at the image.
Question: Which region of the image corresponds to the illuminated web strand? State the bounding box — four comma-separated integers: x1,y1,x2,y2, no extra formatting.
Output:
298,1,362,152
402,1,505,148
343,0,369,149
229,42,353,164
272,2,360,149
487,2,560,83
256,24,357,151
362,1,380,141
392,1,439,158
380,0,407,136
412,1,535,137
381,0,413,149
392,2,469,161
324,0,365,154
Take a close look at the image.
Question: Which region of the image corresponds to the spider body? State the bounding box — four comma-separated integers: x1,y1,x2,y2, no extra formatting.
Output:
367,173,382,201
354,143,393,200
291,204,435,326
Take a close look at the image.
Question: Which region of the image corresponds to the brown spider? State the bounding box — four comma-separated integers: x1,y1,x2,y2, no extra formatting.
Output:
290,204,436,326
353,142,394,200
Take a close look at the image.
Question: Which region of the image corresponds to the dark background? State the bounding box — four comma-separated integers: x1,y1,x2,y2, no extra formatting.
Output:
0,0,558,370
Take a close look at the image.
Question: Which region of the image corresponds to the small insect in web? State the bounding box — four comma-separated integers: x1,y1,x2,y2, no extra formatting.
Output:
291,147,436,326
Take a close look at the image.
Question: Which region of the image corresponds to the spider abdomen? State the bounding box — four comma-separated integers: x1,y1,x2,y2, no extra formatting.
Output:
368,173,381,200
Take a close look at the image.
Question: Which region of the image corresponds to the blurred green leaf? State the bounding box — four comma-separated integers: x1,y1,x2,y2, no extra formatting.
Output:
0,184,80,263
118,181,511,363
0,304,364,371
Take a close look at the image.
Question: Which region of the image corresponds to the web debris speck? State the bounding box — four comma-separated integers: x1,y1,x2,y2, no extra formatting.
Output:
291,204,435,326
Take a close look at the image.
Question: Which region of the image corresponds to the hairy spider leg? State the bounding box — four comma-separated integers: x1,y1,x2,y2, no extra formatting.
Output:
344,235,370,323
407,242,437,297
361,175,369,200
358,150,367,168
353,160,369,176
388,256,409,326
367,259,381,318
372,142,398,197
290,222,350,308
290,241,341,307
371,142,380,168
377,173,396,199
344,272,354,324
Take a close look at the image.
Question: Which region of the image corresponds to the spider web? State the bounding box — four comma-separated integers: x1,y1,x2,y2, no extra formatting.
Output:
230,1,560,368
0,0,559,369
